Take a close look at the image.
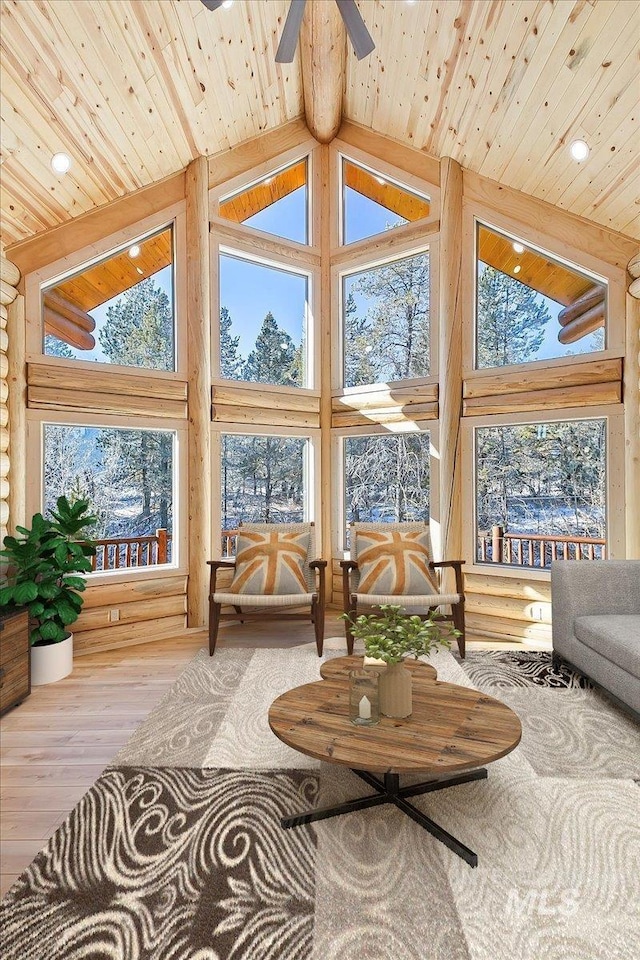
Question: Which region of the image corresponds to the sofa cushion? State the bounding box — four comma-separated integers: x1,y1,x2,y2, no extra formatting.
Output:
574,616,640,677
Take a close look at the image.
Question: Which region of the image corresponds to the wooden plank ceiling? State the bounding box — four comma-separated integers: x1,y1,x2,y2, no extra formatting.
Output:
0,0,638,249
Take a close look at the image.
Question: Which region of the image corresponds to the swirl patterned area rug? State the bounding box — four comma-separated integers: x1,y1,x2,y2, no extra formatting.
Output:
1,646,639,960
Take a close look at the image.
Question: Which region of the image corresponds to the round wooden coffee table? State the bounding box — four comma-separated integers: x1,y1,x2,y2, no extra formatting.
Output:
320,654,437,682
268,672,521,867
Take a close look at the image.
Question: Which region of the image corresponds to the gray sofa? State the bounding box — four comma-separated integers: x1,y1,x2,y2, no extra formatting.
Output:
551,560,640,718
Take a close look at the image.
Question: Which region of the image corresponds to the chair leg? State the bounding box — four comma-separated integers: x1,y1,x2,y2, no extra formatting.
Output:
452,601,466,659
345,597,357,656
209,600,222,656
233,604,245,624
313,599,324,657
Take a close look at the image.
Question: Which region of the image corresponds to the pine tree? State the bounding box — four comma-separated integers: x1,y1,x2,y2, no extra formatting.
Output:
219,306,243,378
343,292,375,387
96,279,174,536
476,265,549,368
350,252,430,384
99,277,174,371
243,311,300,387
44,334,75,359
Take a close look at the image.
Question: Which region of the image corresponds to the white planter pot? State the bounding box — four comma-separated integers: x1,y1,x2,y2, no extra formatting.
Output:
31,633,74,686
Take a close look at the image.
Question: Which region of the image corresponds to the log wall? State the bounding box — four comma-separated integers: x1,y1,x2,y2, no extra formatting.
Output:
1,253,22,543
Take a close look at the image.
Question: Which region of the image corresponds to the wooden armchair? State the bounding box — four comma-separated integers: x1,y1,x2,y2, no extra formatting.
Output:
341,522,466,658
207,521,327,657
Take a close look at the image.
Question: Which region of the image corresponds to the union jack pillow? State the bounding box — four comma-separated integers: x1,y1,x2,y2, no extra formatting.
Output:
228,530,310,596
355,530,439,596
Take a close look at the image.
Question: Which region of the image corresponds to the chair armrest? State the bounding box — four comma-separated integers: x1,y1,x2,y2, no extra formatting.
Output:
207,559,236,596
309,559,328,570
429,559,465,594
340,560,358,572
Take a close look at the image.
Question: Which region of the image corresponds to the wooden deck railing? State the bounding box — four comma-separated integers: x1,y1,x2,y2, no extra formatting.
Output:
221,529,239,557
477,525,606,568
92,528,171,571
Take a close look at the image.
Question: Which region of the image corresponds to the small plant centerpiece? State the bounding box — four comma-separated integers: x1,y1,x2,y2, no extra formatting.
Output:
0,496,97,685
341,604,460,718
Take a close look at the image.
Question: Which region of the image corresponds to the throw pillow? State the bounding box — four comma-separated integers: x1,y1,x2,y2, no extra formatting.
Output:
355,529,439,595
228,530,310,596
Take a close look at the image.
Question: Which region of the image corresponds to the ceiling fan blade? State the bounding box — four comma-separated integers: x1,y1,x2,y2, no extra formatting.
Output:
336,0,375,60
276,0,308,64
200,0,224,10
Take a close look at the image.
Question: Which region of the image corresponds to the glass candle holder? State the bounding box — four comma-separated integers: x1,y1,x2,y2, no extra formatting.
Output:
349,670,380,726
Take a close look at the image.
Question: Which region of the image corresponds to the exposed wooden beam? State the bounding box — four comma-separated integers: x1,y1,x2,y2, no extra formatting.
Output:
300,0,346,144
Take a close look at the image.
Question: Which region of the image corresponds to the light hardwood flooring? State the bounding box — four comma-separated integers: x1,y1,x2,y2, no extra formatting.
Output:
0,616,550,896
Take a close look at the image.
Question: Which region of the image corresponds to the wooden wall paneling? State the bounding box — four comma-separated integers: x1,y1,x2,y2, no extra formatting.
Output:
7,287,25,537
464,572,551,603
331,403,438,430
27,386,187,420
80,575,187,610
466,612,552,643
186,158,212,626
212,404,320,430
0,257,21,288
438,158,463,572
466,592,551,625
27,363,188,401
73,615,188,657
463,358,623,399
212,383,319,413
463,381,622,417
333,382,438,411
73,594,187,634
624,293,640,557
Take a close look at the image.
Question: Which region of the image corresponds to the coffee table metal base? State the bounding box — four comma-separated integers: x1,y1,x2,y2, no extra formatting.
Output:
281,767,488,868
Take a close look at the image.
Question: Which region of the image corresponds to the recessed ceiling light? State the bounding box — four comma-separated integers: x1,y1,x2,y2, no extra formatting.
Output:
222,0,234,8
128,244,141,258
569,139,590,162
513,242,525,254
513,265,521,274
136,267,144,275
51,152,71,174
264,177,273,185
375,176,386,185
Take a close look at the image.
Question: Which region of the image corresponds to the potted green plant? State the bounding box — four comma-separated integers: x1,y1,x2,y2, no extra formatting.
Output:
0,496,97,685
341,604,460,718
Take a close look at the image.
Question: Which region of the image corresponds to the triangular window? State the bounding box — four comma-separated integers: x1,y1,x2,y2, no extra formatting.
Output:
341,158,430,245
218,159,308,245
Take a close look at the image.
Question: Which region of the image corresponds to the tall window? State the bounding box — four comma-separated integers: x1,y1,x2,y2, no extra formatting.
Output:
343,433,430,546
219,159,309,245
475,419,606,568
342,251,430,387
220,434,309,529
341,158,430,245
43,424,176,571
476,223,606,369
219,253,310,388
43,226,175,370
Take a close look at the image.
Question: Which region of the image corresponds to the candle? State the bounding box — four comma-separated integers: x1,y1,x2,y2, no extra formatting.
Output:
358,695,372,720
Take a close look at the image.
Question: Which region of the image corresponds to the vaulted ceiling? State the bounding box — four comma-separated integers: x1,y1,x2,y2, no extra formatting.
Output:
1,0,638,249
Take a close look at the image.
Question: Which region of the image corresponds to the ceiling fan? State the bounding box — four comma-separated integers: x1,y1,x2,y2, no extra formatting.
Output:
200,0,375,62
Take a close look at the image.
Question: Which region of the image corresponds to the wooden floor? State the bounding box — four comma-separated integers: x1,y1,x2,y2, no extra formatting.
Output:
0,615,549,896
